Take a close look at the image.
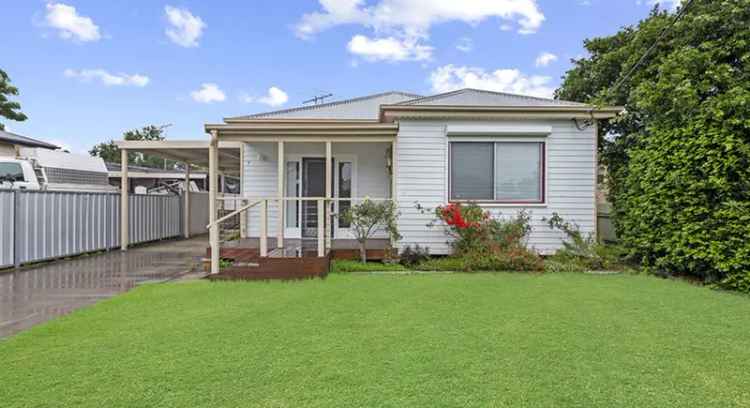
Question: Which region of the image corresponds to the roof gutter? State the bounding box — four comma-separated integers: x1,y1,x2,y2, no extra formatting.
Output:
205,122,399,137
379,104,624,122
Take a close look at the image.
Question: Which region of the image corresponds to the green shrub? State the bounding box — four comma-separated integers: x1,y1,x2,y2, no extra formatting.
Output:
544,213,629,272
330,260,407,273
555,1,750,292
399,245,430,268
464,247,544,272
414,257,467,272
431,203,542,272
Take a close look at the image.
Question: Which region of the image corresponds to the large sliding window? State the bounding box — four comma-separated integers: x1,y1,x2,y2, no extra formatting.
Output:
450,141,545,203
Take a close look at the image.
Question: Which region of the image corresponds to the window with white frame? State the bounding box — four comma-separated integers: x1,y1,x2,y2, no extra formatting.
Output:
449,141,545,203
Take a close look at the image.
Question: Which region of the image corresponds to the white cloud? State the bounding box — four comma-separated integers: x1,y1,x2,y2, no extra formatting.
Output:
164,6,206,47
190,83,225,103
429,64,555,98
640,0,682,11
64,69,150,87
456,37,473,53
44,3,101,42
241,87,289,107
258,87,289,107
347,35,432,62
296,0,545,38
535,51,558,67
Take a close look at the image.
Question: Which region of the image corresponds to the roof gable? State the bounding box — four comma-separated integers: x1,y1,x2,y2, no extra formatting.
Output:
227,91,421,121
397,88,587,107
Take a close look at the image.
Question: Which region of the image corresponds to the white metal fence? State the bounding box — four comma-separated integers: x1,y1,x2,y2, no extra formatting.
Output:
0,189,184,268
188,192,210,236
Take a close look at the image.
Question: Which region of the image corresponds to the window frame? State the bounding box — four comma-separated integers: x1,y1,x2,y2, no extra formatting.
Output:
448,139,546,205
0,162,26,183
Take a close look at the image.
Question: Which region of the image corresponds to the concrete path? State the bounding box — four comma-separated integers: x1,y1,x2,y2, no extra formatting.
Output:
0,236,208,338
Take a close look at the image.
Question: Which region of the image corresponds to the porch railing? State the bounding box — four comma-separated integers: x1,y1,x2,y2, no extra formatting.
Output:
208,196,394,258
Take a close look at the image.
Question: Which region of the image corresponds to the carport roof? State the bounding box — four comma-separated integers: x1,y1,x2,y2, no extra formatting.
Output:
114,140,242,175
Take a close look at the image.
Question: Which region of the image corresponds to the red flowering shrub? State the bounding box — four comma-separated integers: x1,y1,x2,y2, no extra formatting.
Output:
434,203,541,271
435,203,489,255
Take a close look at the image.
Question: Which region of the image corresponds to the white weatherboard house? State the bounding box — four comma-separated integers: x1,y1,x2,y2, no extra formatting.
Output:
116,88,621,275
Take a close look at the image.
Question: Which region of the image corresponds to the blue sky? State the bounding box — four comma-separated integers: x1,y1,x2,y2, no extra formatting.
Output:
2,0,678,154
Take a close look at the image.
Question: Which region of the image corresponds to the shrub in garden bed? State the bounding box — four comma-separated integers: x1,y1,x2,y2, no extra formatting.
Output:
413,257,466,272
399,245,430,268
330,260,407,273
543,213,631,273
429,203,543,272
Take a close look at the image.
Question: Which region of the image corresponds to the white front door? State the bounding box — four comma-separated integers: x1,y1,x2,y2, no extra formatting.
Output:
283,155,356,240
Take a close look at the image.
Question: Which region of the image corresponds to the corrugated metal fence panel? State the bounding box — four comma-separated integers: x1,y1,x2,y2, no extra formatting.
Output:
14,191,121,265
0,191,14,267
129,194,182,245
189,192,209,236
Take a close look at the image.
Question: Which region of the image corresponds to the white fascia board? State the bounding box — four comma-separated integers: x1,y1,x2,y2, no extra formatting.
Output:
445,124,552,136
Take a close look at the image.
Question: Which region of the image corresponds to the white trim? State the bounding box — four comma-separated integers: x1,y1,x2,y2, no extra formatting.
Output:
446,124,552,136
333,157,357,238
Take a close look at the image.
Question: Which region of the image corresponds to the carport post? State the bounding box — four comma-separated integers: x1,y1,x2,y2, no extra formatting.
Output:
209,131,220,275
120,148,129,251
183,163,190,239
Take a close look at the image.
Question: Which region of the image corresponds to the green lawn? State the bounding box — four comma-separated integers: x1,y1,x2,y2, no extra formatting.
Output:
2,273,749,407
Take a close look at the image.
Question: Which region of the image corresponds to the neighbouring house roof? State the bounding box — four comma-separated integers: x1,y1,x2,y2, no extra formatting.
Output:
396,88,587,107
225,91,422,121
0,129,58,149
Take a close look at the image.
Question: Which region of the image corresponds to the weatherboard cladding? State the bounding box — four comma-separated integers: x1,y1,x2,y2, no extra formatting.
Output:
395,119,596,255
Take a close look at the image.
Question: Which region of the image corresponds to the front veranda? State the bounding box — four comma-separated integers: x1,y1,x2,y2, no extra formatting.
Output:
117,121,400,278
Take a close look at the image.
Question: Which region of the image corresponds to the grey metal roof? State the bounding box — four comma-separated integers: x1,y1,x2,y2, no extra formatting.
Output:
226,91,422,120
0,129,58,149
226,88,589,122
396,88,587,107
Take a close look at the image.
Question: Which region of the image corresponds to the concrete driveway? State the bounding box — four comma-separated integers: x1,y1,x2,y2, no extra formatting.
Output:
0,236,207,338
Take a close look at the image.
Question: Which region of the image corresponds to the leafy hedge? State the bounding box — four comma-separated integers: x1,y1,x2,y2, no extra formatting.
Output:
556,0,750,291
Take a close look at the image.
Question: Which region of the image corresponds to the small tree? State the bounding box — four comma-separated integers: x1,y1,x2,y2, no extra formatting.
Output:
0,69,28,130
89,125,177,168
341,199,400,263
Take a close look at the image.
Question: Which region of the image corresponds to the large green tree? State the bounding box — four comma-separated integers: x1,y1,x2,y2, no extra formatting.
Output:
0,69,28,130
90,125,177,169
556,0,750,291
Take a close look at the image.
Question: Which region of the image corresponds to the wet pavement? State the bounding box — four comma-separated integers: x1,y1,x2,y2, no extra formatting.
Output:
0,236,208,338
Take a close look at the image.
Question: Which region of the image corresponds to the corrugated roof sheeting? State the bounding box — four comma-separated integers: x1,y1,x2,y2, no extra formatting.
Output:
397,88,587,107
228,91,421,120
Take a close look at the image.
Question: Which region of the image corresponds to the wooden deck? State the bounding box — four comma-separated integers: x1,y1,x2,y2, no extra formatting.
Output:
204,241,397,281
206,246,329,281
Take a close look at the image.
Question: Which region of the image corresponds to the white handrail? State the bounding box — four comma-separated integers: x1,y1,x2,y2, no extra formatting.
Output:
207,199,262,229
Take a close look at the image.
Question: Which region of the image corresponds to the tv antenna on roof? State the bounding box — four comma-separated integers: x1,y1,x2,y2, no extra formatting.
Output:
303,92,333,105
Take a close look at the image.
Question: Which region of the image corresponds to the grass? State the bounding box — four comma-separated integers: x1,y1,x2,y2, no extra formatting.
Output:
330,259,407,273
1,273,749,407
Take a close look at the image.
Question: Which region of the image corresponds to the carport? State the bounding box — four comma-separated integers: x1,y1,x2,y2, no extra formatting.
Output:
114,140,242,252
